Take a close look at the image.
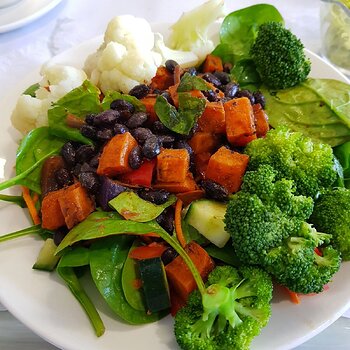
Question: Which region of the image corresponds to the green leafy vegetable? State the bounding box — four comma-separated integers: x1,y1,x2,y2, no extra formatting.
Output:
89,235,166,324
334,141,350,188
23,83,40,97
48,80,101,144
261,78,350,146
212,4,284,65
0,127,66,193
155,93,206,135
204,243,240,266
0,194,26,207
229,59,261,88
57,249,105,337
177,73,211,92
0,224,52,243
109,192,176,222
101,91,146,112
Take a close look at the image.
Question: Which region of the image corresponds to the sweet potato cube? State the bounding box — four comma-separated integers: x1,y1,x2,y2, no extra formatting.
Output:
205,146,249,193
202,54,224,73
225,97,257,146
153,173,198,193
41,190,66,230
165,241,215,300
188,132,219,155
58,183,95,229
253,103,270,138
198,101,225,134
150,66,174,90
140,96,158,123
97,132,137,177
157,148,190,183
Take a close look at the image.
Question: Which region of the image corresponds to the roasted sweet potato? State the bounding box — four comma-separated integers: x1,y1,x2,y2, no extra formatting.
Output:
202,54,224,73
168,84,205,109
41,189,66,230
253,103,270,138
198,101,225,134
153,172,198,193
188,132,220,155
157,148,190,183
140,96,158,123
165,241,215,300
205,146,249,193
225,97,257,146
150,66,174,90
97,132,138,177
194,152,212,178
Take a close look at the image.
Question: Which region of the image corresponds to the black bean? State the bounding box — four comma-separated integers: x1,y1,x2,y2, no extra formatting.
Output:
60,142,76,167
118,109,133,121
152,120,170,134
158,134,176,147
201,179,229,201
85,114,96,125
93,109,119,127
72,163,82,177
253,91,266,109
96,128,114,141
223,62,233,73
161,247,178,265
186,67,197,76
79,172,100,194
54,168,74,187
80,162,96,173
165,59,179,73
80,125,97,140
142,135,161,159
213,71,231,85
152,89,163,95
114,123,129,134
110,99,135,113
236,89,255,105
129,84,150,99
53,227,68,246
161,91,173,104
157,207,175,235
131,127,153,144
224,82,239,99
202,90,218,102
128,146,143,169
138,188,170,205
202,73,221,87
75,145,95,164
89,155,100,169
126,112,148,129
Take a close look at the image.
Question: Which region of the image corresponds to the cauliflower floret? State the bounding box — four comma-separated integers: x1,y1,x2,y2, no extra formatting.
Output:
11,64,87,134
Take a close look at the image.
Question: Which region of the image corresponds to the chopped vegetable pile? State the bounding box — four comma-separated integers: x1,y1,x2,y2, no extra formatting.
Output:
1,1,350,350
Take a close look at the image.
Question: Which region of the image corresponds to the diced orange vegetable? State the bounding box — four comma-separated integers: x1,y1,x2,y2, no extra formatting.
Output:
140,96,158,123
194,152,212,178
129,242,167,260
170,289,187,316
284,287,301,304
176,190,205,206
58,183,95,229
41,189,67,230
205,82,225,99
165,241,215,300
253,103,269,138
188,132,219,155
205,146,249,193
157,148,190,183
150,66,174,90
22,187,41,225
174,65,183,85
174,199,186,248
202,54,223,73
97,132,138,177
153,173,198,193
120,159,156,187
198,101,225,134
168,83,179,108
225,97,257,146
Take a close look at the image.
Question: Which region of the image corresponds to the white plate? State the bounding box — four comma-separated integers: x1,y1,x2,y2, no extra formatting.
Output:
0,0,63,33
0,34,350,350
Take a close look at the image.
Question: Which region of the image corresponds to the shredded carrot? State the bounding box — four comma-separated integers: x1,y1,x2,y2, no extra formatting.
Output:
175,198,186,248
285,287,301,304
32,192,39,205
22,186,41,225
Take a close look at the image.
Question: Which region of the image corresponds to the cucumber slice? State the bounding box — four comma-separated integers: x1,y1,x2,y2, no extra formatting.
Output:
33,238,60,271
185,199,230,248
138,257,170,313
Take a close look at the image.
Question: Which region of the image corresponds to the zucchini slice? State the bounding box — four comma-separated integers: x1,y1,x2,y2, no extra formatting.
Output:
33,238,60,271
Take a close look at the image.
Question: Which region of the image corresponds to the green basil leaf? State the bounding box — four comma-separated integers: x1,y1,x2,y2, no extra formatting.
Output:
177,72,211,92
101,91,146,112
109,192,176,222
23,83,40,97
261,78,350,147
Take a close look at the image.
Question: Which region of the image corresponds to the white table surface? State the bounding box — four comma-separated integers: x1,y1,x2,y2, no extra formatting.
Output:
0,0,349,349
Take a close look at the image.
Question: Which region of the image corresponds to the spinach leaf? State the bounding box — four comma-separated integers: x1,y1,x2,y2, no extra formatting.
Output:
89,235,166,324
109,192,176,222
205,242,240,267
177,73,211,92
212,4,284,65
0,127,66,193
23,83,40,97
334,141,350,188
155,93,206,135
230,59,261,88
0,224,52,243
0,194,26,207
48,80,101,144
101,91,146,112
261,78,350,147
57,249,105,337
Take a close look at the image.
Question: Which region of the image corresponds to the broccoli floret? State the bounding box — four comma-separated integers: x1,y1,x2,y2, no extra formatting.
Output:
225,165,313,264
310,188,350,260
225,165,341,293
245,127,338,197
174,265,273,350
250,21,311,89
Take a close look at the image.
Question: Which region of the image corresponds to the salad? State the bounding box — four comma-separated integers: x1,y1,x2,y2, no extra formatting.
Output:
1,1,350,349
